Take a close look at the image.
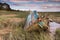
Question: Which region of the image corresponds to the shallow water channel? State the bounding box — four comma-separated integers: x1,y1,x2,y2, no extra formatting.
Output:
49,22,60,34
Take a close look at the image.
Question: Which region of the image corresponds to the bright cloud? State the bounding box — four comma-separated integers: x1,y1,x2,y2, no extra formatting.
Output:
1,0,60,12
51,0,60,2
3,0,48,2
3,0,60,2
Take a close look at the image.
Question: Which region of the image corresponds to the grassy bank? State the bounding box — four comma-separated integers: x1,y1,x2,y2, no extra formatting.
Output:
0,10,60,40
2,20,60,40
2,21,51,40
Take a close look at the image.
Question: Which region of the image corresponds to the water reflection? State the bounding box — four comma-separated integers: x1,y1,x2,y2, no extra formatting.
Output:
49,22,60,34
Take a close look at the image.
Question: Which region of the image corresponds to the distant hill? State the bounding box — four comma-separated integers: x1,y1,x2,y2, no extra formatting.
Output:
0,3,11,10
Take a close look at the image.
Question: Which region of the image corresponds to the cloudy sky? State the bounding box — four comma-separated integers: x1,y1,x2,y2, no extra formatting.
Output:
0,0,60,12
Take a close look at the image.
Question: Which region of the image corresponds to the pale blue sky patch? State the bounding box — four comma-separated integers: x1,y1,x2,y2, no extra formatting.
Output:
0,0,60,12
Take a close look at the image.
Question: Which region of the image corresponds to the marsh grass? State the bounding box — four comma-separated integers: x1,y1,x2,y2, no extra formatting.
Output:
0,18,51,40
55,29,60,40
0,20,51,40
0,10,60,40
